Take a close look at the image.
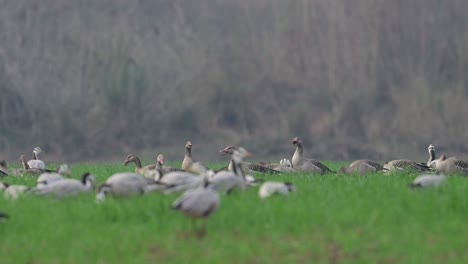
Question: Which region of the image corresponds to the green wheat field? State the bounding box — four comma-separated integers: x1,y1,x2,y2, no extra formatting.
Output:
0,162,467,264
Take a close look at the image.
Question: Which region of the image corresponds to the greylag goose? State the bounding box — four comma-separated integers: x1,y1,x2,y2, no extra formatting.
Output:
259,182,296,199
171,176,220,236
96,172,167,202
27,147,46,170
156,154,183,174
410,174,446,189
37,164,71,189
182,140,208,174
123,154,159,178
219,146,280,174
33,172,95,198
339,159,384,174
291,137,333,174
430,155,468,175
383,159,431,172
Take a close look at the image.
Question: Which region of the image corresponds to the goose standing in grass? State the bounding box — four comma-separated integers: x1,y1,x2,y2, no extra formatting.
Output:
96,172,167,202
156,154,183,174
383,159,431,172
219,146,280,174
0,160,8,176
291,137,333,174
427,144,436,166
430,155,468,175
1,182,31,200
33,172,95,198
123,154,159,178
171,176,220,236
339,160,384,175
210,147,254,194
410,174,446,189
182,141,204,173
37,164,71,189
27,147,46,170
20,155,47,176
259,182,296,199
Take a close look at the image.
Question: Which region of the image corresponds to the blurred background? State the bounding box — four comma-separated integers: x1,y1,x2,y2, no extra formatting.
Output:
0,0,467,163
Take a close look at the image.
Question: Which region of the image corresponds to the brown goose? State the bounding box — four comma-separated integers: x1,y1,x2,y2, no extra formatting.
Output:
156,154,183,174
182,141,196,172
219,146,280,174
291,137,333,174
383,159,431,172
19,155,47,176
123,154,158,178
430,155,468,175
340,159,384,175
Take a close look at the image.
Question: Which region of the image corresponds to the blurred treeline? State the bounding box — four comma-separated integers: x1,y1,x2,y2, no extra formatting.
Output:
0,0,467,162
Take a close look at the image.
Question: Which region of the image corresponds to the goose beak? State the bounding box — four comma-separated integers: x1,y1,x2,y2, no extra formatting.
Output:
123,160,129,166
219,148,228,155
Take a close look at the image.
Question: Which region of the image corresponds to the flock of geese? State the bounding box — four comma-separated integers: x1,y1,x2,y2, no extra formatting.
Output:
0,138,467,234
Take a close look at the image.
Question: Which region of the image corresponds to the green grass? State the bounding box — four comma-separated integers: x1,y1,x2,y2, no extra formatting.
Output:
0,162,467,264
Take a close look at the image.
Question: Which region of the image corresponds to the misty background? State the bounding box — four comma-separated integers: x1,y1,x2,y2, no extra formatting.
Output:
0,0,467,164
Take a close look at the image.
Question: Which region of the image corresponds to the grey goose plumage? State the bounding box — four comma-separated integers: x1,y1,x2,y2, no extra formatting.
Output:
291,137,333,174
219,146,280,174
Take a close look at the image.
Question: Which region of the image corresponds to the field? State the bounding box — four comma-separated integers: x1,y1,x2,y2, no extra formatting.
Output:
0,162,467,264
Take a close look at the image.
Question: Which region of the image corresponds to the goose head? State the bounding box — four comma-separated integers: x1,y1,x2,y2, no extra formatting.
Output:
219,146,237,155
284,182,296,192
156,154,164,165
185,141,193,150
81,172,96,189
96,183,112,202
292,137,302,147
232,147,253,163
33,147,43,155
428,144,435,153
123,154,137,166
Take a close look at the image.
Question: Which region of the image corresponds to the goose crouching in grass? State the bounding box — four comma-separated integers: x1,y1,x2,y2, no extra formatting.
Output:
259,182,296,199
430,155,468,176
37,164,71,189
157,171,204,195
19,155,51,176
219,146,281,174
33,173,95,198
171,176,220,237
410,174,446,189
123,154,159,178
383,159,431,173
291,137,333,174
1,182,31,200
96,173,167,202
27,147,46,170
339,160,383,175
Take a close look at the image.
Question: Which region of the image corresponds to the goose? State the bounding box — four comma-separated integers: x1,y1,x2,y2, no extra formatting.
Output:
0,211,8,222
171,176,220,236
33,172,95,198
258,159,297,173
123,154,159,178
156,170,204,194
430,155,468,175
27,147,46,170
20,155,47,176
291,137,333,174
339,159,384,175
219,146,280,174
0,160,8,176
209,147,254,194
37,164,71,189
0,182,31,200
96,172,167,202
383,159,431,172
259,182,296,199
427,144,436,166
156,154,183,174
410,174,446,189
182,140,202,173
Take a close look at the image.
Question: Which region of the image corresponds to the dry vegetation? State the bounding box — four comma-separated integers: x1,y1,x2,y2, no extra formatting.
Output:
0,0,467,161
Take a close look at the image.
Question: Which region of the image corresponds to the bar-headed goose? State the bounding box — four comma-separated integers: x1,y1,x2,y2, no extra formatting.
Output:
123,154,159,178
27,147,46,170
259,182,296,199
219,146,280,174
339,159,384,175
156,170,204,194
171,176,220,236
427,144,436,166
259,159,297,173
37,164,71,189
430,155,468,175
156,154,183,174
20,155,47,176
96,172,167,202
209,147,254,194
1,182,31,200
33,172,95,198
410,174,446,189
383,159,431,172
291,137,333,174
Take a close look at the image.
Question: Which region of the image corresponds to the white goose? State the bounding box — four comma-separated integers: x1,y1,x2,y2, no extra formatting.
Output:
37,164,71,189
27,147,46,170
410,174,446,189
259,182,296,199
34,172,95,198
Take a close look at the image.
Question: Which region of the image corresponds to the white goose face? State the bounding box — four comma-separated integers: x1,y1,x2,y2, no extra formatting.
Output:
428,144,435,152
33,147,43,155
